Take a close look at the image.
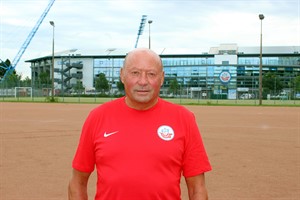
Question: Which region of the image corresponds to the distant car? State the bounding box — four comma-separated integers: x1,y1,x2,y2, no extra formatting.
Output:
239,93,254,99
279,95,288,100
295,93,300,99
277,92,288,100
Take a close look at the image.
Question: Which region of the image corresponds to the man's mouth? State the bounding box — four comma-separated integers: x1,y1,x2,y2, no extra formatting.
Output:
136,89,150,94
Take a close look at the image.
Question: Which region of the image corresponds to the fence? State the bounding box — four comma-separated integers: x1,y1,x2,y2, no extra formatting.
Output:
1,85,299,106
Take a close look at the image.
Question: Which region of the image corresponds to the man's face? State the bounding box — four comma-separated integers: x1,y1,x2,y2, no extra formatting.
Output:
121,50,164,110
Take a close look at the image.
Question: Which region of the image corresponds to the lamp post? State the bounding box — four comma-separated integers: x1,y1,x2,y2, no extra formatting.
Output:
148,20,153,49
106,48,116,94
258,14,264,105
50,21,55,101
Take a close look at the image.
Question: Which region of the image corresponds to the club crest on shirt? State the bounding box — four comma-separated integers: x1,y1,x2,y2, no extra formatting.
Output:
157,125,175,141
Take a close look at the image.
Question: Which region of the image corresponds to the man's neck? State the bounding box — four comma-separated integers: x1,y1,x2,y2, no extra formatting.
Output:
124,97,159,111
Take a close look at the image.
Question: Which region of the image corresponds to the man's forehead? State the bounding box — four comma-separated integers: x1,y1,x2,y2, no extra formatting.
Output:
123,48,163,70
125,64,161,71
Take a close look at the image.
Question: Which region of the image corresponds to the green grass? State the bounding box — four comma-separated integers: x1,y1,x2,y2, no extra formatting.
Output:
1,96,300,106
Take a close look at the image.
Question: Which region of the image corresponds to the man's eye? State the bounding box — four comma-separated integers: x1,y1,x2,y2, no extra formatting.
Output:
147,73,156,78
131,71,140,76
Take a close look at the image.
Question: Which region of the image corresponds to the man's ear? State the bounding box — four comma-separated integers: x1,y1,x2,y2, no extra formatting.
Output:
160,71,165,86
120,68,125,83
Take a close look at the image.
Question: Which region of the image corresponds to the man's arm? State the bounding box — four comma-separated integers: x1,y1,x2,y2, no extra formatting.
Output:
68,169,91,200
185,173,208,200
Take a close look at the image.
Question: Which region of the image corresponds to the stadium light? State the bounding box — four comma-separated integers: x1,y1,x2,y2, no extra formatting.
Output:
258,14,264,105
134,15,147,48
148,20,153,49
50,21,55,101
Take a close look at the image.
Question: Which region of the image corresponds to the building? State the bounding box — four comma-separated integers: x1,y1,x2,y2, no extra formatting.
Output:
26,44,300,99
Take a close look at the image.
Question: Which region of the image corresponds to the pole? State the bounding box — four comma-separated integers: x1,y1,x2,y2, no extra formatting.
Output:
258,14,264,105
50,21,55,101
148,20,153,49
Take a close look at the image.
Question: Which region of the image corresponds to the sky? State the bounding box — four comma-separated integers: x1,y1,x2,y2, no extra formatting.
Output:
0,0,299,78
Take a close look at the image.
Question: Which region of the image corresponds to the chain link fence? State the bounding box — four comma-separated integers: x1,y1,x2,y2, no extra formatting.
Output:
1,81,299,106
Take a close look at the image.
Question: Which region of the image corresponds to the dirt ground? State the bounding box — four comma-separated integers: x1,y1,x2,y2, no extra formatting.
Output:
0,102,299,200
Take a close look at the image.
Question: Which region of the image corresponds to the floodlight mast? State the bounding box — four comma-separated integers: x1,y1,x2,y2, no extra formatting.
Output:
134,15,147,48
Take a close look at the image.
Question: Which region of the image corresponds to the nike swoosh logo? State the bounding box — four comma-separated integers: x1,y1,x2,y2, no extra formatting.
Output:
104,131,119,137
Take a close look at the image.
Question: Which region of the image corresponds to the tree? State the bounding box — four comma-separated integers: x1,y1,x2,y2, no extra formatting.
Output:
95,73,109,94
38,71,51,88
0,59,11,78
262,72,284,95
74,81,85,94
22,76,31,87
0,59,32,89
116,78,124,93
169,78,180,96
2,70,22,87
293,76,300,92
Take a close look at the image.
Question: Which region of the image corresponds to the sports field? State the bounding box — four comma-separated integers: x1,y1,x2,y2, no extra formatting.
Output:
0,102,299,199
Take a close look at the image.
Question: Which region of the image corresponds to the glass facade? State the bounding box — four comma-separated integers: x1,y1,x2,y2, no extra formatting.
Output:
161,57,238,99
25,45,300,100
94,58,124,88
90,53,299,99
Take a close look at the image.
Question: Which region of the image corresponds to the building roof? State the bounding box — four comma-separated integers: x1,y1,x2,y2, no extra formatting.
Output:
62,45,300,56
237,46,300,54
26,44,300,62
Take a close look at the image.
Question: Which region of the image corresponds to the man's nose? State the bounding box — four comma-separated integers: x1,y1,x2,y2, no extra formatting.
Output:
138,72,148,85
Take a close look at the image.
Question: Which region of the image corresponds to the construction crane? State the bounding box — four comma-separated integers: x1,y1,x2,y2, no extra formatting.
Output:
134,15,147,48
0,0,55,82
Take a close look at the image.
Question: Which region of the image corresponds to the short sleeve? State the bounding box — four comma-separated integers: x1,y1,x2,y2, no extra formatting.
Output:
72,111,96,173
182,113,212,177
